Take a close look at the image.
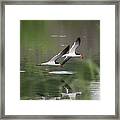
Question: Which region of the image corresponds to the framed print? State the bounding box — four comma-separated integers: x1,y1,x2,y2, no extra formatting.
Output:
0,0,119,119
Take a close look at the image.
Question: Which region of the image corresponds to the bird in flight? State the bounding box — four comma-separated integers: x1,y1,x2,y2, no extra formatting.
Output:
37,37,83,67
36,45,70,66
61,37,84,66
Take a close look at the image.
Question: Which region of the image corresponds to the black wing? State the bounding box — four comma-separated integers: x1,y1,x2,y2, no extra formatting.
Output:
49,45,70,62
76,37,81,46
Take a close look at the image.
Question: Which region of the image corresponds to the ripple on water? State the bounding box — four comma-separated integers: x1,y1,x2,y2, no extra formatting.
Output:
49,71,75,75
90,81,100,100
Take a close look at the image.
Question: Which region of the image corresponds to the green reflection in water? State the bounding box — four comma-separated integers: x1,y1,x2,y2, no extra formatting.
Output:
20,20,100,100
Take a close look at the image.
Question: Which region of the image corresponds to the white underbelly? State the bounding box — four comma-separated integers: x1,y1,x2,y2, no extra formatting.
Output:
65,54,80,57
47,62,60,66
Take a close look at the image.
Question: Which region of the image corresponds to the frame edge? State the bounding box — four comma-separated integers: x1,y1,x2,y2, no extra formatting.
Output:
1,0,120,119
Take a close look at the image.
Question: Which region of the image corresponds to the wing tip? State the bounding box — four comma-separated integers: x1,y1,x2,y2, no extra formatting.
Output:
67,45,70,49
76,37,81,44
77,37,80,40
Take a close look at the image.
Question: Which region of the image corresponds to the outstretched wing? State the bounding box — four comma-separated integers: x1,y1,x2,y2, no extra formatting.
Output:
69,37,81,54
61,57,71,65
48,45,70,62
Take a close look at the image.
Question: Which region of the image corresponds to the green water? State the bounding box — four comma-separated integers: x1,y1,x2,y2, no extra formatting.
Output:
20,20,100,100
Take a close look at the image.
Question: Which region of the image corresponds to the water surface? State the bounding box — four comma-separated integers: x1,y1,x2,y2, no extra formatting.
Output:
20,20,100,100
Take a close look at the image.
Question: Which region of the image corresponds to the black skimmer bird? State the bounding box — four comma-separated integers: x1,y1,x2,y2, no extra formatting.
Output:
61,37,84,66
37,45,70,66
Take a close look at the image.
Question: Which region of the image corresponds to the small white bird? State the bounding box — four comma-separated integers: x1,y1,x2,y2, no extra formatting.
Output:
61,37,84,65
65,87,69,94
36,45,70,66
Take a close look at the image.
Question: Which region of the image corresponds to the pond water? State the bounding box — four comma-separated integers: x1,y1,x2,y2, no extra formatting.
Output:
49,71,75,75
20,20,100,100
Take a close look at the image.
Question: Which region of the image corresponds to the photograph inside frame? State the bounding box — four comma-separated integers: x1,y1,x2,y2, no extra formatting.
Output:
20,20,100,100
